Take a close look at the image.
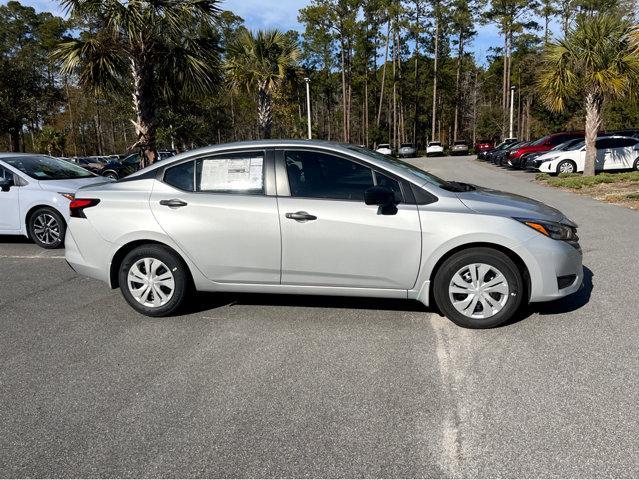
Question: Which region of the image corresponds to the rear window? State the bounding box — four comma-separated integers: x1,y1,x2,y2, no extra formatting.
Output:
429,142,441,146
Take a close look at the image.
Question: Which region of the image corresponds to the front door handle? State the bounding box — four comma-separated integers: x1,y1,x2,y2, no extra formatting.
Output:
159,199,188,208
285,211,317,222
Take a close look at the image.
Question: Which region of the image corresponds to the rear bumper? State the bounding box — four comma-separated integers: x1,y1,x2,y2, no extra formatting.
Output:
64,221,112,285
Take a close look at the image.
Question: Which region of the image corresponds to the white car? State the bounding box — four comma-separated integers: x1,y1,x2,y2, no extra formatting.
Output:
538,136,639,174
376,143,392,155
426,141,444,157
0,153,110,248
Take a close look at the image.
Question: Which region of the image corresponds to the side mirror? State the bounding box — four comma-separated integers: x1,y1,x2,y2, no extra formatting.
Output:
365,186,398,215
0,177,14,192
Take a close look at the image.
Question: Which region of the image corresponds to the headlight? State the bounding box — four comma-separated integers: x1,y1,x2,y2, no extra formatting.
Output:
515,218,579,243
58,192,75,201
541,155,558,162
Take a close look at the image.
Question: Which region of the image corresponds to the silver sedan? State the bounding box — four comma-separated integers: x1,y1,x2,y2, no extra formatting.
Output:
65,140,583,328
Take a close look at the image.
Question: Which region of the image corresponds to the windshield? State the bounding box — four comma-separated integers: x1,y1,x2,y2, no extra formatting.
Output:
346,145,465,190
429,142,441,146
401,144,413,148
552,139,583,151
3,155,94,180
377,144,390,148
531,135,550,146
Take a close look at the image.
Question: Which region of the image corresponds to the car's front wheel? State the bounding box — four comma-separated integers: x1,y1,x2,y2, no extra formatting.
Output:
28,207,66,249
633,158,639,171
118,244,190,316
556,159,576,174
103,171,119,180
433,248,525,328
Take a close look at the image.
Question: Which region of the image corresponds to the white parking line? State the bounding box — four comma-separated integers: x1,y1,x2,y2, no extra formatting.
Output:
0,254,65,259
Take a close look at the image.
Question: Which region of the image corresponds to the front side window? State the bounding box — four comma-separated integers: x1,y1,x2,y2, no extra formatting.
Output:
196,152,264,194
285,150,375,201
3,155,93,180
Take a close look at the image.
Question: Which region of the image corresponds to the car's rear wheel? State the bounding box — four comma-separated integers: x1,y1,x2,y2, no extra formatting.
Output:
433,248,524,329
118,244,190,317
557,159,576,174
28,207,65,249
103,171,119,180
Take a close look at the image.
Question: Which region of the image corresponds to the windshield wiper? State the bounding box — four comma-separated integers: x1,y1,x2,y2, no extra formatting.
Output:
442,181,476,192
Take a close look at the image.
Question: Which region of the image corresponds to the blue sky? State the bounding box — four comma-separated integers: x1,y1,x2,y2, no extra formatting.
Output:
6,0,502,62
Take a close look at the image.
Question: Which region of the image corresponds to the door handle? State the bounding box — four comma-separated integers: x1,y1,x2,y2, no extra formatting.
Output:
285,211,317,222
159,199,188,208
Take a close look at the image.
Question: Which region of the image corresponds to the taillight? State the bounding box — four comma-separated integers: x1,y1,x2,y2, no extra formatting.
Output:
70,198,100,218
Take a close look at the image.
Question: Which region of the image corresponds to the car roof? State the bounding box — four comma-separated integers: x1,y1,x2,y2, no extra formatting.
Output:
125,139,431,185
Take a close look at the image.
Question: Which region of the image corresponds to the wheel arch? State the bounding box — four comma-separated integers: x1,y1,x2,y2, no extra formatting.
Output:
25,204,66,238
109,239,194,289
426,242,532,306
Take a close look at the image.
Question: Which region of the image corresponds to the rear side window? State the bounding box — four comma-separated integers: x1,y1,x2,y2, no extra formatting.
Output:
196,152,264,194
164,161,195,191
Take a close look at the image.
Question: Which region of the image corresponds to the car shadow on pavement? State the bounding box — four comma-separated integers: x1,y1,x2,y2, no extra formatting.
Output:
0,235,32,244
184,292,430,315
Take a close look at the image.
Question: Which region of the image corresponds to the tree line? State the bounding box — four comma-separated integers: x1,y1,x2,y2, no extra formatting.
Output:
0,0,638,170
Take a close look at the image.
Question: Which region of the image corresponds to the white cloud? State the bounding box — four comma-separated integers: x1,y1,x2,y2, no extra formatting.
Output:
221,0,308,31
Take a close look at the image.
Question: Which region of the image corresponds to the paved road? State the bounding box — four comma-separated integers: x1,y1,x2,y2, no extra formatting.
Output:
1,155,637,477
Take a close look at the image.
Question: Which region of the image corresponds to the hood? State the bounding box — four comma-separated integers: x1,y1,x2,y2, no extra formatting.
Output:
37,176,113,192
456,185,567,223
512,145,550,158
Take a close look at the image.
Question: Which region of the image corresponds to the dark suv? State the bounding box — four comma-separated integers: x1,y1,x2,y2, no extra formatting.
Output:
101,150,176,179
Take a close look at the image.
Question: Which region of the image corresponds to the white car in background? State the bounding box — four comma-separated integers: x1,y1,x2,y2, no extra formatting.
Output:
426,141,444,157
375,143,393,155
0,154,110,249
538,136,639,174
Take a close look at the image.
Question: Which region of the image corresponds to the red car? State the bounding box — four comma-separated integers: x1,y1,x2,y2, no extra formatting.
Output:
507,132,584,168
474,140,494,153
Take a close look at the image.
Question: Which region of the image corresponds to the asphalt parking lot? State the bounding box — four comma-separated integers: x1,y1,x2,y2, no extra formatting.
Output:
1,155,637,477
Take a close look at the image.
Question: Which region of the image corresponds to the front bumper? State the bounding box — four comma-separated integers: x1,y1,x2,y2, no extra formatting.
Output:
519,234,584,302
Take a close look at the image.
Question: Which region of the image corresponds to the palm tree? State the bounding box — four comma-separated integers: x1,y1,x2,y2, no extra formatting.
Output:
224,29,300,139
537,14,639,176
53,0,221,166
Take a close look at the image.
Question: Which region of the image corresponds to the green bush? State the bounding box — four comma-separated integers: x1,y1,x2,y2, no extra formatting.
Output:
537,171,639,189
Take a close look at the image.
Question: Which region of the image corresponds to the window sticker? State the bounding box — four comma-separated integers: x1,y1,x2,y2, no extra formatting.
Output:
200,157,263,191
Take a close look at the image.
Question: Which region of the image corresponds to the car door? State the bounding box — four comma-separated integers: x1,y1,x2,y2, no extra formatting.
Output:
615,138,639,169
275,149,422,290
0,165,21,231
149,150,281,284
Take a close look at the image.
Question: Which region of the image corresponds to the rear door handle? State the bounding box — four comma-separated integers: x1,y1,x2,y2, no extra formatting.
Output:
285,211,317,222
159,199,188,208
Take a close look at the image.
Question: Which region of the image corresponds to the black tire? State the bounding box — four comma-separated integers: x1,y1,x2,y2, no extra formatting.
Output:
433,247,525,329
118,244,190,317
28,207,66,249
633,158,639,171
103,170,119,180
556,159,576,175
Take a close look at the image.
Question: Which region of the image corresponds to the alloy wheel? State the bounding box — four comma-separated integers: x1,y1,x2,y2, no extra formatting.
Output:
32,213,61,246
559,161,574,173
448,263,510,319
127,257,175,308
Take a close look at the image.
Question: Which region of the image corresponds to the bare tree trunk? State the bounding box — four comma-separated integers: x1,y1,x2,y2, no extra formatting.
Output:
131,57,158,167
340,40,348,142
431,12,440,142
257,82,273,139
392,25,397,151
453,31,464,142
377,19,391,128
583,90,602,177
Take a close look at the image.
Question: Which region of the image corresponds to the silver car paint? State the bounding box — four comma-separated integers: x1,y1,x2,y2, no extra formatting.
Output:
65,140,583,307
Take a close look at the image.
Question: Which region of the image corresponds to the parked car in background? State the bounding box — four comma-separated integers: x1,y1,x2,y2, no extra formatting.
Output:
101,150,176,179
73,156,107,175
523,138,586,170
474,140,494,158
608,129,639,138
426,141,444,156
481,139,518,162
538,136,639,174
493,141,529,166
449,141,469,156
0,154,110,248
398,143,417,158
66,139,582,329
376,144,393,156
507,132,584,168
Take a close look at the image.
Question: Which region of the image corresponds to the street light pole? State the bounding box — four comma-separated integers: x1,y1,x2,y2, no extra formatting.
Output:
304,77,312,140
509,85,516,139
